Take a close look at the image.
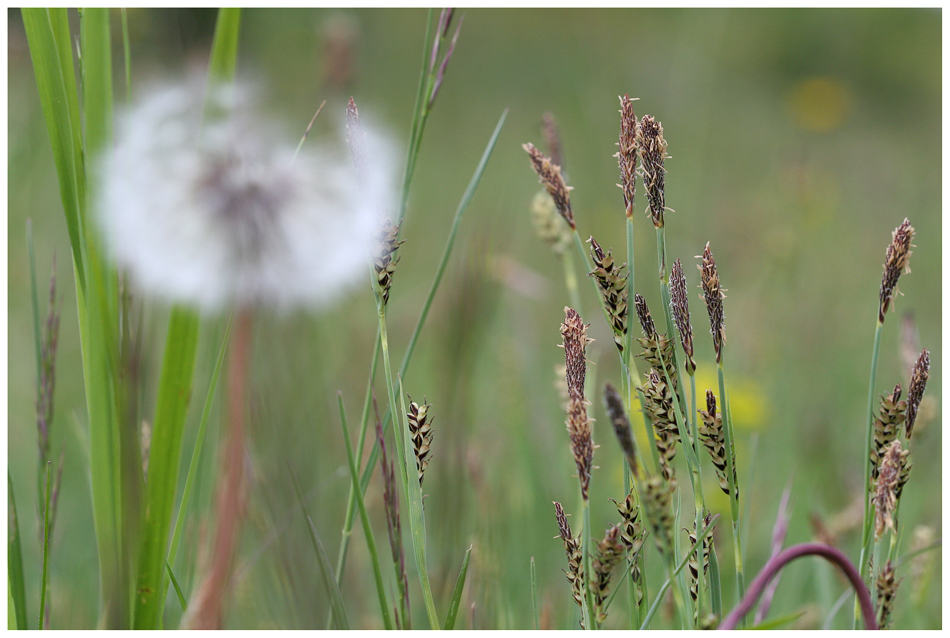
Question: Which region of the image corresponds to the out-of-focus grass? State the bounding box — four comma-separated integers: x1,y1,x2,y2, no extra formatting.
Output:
8,8,939,629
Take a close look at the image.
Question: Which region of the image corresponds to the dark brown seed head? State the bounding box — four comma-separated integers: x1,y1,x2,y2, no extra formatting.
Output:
589,237,628,353
566,395,593,501
604,381,637,477
637,114,668,228
905,349,929,439
686,514,714,617
698,389,737,497
406,396,433,485
591,525,626,624
561,307,591,401
634,293,681,404
670,259,696,374
699,243,726,363
634,293,657,340
553,501,585,611
523,142,575,230
374,219,405,306
879,219,915,324
873,440,903,540
870,384,906,484
610,490,644,554
642,473,674,557
617,95,639,218
875,560,900,630
561,309,593,500
641,370,680,485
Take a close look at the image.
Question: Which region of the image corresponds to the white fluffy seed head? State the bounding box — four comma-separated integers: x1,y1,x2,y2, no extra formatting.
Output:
96,80,397,313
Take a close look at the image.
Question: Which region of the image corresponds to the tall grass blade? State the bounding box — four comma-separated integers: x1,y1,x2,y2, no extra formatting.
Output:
530,556,539,630
7,475,28,630
165,562,187,613
444,545,473,630
749,610,806,630
290,469,350,629
207,9,241,83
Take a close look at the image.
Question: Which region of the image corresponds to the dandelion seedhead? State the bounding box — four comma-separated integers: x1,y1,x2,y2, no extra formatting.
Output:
637,114,668,228
870,384,906,484
873,440,904,540
554,501,585,612
530,191,572,253
698,390,736,497
617,95,639,218
524,142,575,230
641,369,680,485
98,80,396,312
905,349,929,439
603,381,637,477
374,218,405,306
642,474,675,557
561,308,594,500
590,525,625,624
878,219,915,324
588,237,628,353
669,259,696,374
699,242,726,363
875,560,900,630
406,396,434,485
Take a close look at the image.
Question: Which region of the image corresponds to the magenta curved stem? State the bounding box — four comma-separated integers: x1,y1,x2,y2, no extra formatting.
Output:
718,543,877,630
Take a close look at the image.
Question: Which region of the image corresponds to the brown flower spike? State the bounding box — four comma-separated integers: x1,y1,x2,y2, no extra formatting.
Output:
878,219,915,324
698,390,737,497
590,525,625,624
641,369,680,485
604,381,638,477
905,349,929,439
670,259,696,374
406,397,433,485
374,219,404,306
869,384,906,484
554,501,585,613
873,440,904,540
617,95,639,218
561,308,594,500
699,242,726,363
875,560,900,630
524,142,575,230
637,114,668,228
589,237,628,353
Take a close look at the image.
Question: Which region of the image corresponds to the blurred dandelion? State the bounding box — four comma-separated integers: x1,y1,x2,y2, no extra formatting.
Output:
97,80,396,313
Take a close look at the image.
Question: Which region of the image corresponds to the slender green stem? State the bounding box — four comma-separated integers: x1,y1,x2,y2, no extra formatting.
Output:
531,557,540,630
120,9,131,103
337,393,393,630
561,249,583,314
717,362,745,614
581,499,596,629
38,462,52,629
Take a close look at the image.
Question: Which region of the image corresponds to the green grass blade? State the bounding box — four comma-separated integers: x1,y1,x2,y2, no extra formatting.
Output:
161,318,232,613
120,9,131,103
207,8,241,83
165,562,187,613
337,393,393,630
398,381,440,629
38,462,52,629
708,543,723,620
530,556,539,630
750,610,806,630
134,307,200,628
290,469,349,629
7,475,29,630
444,545,473,630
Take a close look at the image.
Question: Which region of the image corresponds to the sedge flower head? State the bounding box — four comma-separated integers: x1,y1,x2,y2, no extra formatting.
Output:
97,81,396,312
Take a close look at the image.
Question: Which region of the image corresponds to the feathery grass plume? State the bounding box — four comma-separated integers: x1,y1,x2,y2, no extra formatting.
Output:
873,440,904,540
374,218,404,306
634,293,680,401
641,369,680,485
669,259,696,374
523,142,575,230
905,349,929,439
698,390,736,496
637,114,668,228
869,384,906,485
561,308,594,500
686,513,714,622
617,95,639,219
589,237,628,352
406,396,434,485
604,382,638,476
590,525,625,625
542,111,564,169
875,560,900,630
698,243,726,363
878,219,915,324
610,490,645,606
375,399,409,628
554,501,585,613
642,474,675,557
530,191,572,253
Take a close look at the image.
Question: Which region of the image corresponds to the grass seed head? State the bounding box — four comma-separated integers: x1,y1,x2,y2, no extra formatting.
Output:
641,369,680,485
591,525,626,624
686,514,714,619
875,560,900,630
698,389,737,497
530,190,571,253
635,294,681,404
589,237,628,353
879,219,915,324
406,396,433,485
604,381,638,477
374,218,405,305
617,95,639,218
873,440,903,540
553,501,585,612
637,114,668,228
561,308,593,499
642,474,675,557
870,384,906,485
905,349,929,439
699,242,726,363
670,258,696,374
523,142,575,230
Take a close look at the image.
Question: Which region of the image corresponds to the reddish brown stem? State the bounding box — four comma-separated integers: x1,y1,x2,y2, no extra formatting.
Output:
718,543,876,630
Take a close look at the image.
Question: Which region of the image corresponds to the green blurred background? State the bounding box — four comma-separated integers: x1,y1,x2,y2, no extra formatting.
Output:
8,8,940,629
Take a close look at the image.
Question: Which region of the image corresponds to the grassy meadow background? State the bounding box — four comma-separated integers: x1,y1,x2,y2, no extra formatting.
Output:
7,8,940,629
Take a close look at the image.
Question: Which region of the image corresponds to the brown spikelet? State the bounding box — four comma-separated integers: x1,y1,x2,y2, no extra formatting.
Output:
698,390,737,497
617,95,639,219
642,474,674,557
375,396,410,627
870,384,906,485
604,382,638,477
699,243,726,363
905,349,929,439
641,369,680,485
589,237,628,353
894,444,912,501
590,525,625,624
374,219,404,306
406,396,433,485
610,490,645,607
634,294,681,403
686,514,714,622
542,112,564,169
530,191,572,253
873,440,903,540
875,560,900,630
523,142,575,230
879,219,915,324
561,308,594,500
637,114,669,228
554,501,585,613
669,259,696,374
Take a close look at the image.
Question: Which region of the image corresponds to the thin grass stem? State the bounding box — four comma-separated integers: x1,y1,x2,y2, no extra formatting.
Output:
38,461,51,630
717,362,745,613
531,556,540,630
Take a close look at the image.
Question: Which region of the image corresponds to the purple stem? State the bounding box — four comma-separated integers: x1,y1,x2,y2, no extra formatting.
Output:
718,543,876,630
755,482,793,625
